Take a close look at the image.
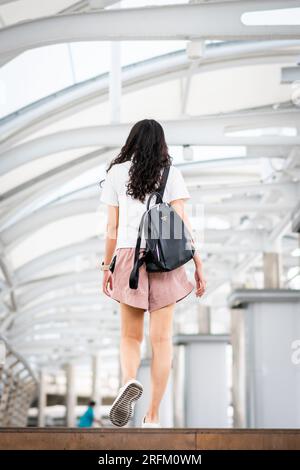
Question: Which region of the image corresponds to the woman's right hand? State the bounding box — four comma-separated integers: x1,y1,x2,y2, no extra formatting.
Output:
194,265,206,297
102,270,113,297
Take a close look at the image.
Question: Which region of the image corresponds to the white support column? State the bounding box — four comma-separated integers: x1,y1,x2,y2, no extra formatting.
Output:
65,363,76,427
91,353,102,406
0,339,6,366
37,369,47,427
229,289,300,428
197,304,211,334
263,252,281,288
173,334,230,427
263,238,282,288
109,1,122,124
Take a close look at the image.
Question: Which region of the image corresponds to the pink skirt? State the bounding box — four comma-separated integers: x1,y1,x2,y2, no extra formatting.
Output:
106,247,195,312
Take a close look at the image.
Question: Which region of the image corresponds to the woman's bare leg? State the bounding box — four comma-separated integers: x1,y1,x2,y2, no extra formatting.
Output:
119,302,145,385
145,302,176,423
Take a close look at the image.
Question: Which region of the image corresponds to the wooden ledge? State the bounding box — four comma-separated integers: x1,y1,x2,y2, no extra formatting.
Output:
0,428,299,450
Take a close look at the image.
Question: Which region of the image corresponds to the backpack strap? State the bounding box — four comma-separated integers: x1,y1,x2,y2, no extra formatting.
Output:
156,165,170,203
129,165,170,289
129,211,148,289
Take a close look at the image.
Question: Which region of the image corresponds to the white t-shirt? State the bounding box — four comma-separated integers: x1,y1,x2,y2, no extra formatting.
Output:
100,160,191,249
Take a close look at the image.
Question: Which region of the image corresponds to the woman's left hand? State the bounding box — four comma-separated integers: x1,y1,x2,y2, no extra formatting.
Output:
102,270,113,297
194,266,207,297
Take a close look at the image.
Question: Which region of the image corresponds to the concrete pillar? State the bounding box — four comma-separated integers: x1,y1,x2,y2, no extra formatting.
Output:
231,307,247,427
229,288,300,428
173,343,185,427
263,237,282,288
109,1,122,124
0,339,6,366
65,363,76,427
117,358,122,389
263,252,281,288
38,369,47,427
197,304,211,334
91,353,102,406
173,334,230,428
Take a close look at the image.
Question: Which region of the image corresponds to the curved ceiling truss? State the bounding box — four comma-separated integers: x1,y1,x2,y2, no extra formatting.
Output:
0,1,300,372
0,1,299,61
1,40,300,151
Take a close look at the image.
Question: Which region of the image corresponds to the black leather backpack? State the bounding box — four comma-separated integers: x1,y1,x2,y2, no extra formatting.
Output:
129,165,195,289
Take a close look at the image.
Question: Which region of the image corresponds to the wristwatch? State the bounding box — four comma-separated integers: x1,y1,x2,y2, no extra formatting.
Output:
101,261,110,271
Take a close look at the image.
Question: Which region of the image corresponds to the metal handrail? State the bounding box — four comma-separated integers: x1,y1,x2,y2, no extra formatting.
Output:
0,334,38,384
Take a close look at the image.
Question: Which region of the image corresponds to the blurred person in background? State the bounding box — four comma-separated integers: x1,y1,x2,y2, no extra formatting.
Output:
77,400,103,428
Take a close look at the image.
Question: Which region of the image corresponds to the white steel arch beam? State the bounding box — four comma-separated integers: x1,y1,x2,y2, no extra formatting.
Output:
1,197,102,249
10,229,272,286
1,43,299,150
1,109,300,177
14,343,120,354
2,150,292,235
8,306,118,335
1,178,295,250
60,0,121,12
17,269,102,308
13,218,292,298
11,330,119,349
0,146,116,230
204,152,299,299
11,320,120,342
0,110,297,230
16,294,113,320
10,337,119,356
11,323,118,344
2,175,297,258
12,239,261,309
14,198,295,308
1,151,287,206
0,0,22,4
203,203,293,214
3,161,297,248
0,249,17,311
0,167,260,234
10,343,119,360
9,213,270,287
12,311,118,331
0,127,114,176
207,212,294,299
188,180,299,199
8,155,297,211
1,146,115,204
9,223,270,285
0,154,259,226
11,321,119,342
0,1,299,59
15,237,102,283
2,175,294,258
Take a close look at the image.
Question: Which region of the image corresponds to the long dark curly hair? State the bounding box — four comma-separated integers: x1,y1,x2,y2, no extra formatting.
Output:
104,119,172,204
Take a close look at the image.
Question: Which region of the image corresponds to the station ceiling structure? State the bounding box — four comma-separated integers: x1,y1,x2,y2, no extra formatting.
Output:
0,0,299,394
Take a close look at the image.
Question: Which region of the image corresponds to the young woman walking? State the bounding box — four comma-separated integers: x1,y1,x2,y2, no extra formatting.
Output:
100,119,206,428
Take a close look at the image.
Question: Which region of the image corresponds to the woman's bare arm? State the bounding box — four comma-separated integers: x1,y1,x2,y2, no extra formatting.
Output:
103,205,119,264
102,205,119,297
